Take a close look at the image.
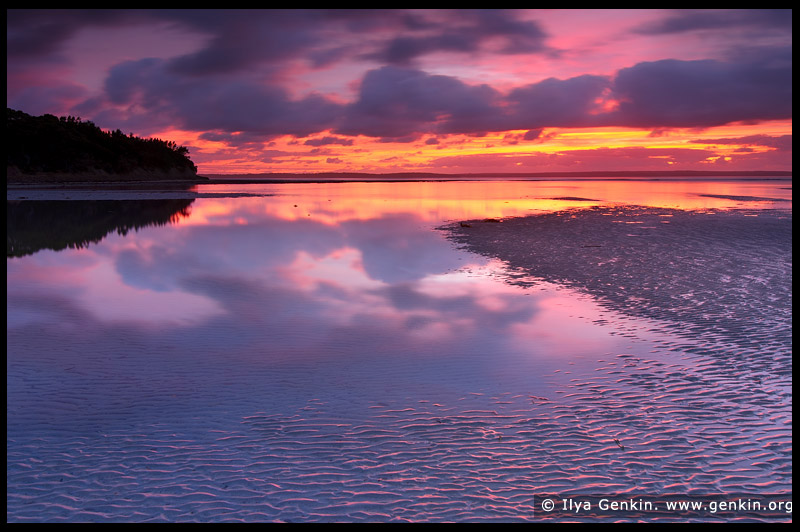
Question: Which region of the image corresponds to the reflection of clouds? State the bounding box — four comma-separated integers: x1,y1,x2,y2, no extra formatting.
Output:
279,248,381,292
383,282,473,312
7,197,624,378
112,210,465,297
78,208,545,363
8,254,225,326
110,217,345,295
8,196,632,422
177,274,332,353
146,212,495,346
173,250,543,367
340,214,465,283
116,246,185,292
80,261,225,325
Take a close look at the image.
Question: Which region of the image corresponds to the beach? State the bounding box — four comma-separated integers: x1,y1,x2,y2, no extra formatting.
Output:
6,180,793,522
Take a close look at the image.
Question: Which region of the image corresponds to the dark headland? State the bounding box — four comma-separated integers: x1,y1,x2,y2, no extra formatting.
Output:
7,108,206,185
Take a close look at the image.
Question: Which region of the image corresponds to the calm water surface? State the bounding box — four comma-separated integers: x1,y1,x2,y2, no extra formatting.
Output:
7,179,792,522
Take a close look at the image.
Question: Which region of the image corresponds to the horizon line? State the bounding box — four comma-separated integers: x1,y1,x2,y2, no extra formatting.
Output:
200,170,792,179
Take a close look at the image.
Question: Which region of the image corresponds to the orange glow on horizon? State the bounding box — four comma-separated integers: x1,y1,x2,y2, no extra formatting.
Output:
147,119,791,175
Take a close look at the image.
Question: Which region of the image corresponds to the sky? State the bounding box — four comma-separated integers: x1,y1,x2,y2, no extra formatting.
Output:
6,9,793,175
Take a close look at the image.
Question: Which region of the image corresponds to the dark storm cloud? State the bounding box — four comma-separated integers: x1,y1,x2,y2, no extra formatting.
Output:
6,9,410,72
159,9,500,73
505,75,611,129
691,134,793,151
635,9,792,35
523,129,544,141
339,43,791,138
6,9,145,58
336,66,503,138
369,9,549,65
8,84,89,118
304,136,354,147
162,10,329,76
102,57,342,137
375,34,480,65
611,47,792,128
6,11,83,58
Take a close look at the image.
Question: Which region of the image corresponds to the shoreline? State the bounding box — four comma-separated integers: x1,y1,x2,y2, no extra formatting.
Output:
6,178,209,189
7,178,794,205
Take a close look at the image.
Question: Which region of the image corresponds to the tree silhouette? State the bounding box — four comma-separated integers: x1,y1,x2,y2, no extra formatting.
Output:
7,108,201,182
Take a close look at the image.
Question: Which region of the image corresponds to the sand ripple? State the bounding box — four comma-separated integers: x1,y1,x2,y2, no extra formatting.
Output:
8,338,791,522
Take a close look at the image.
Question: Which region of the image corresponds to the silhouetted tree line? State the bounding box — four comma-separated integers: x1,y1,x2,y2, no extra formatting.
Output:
7,108,198,178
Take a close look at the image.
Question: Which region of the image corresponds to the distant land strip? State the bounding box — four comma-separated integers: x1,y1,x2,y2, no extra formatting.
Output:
200,170,792,184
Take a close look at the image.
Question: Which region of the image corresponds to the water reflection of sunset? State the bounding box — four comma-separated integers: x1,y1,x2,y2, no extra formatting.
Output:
10,179,788,330
7,179,792,524
180,180,792,227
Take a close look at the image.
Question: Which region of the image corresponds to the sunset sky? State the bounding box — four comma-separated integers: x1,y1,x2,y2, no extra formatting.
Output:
6,9,792,175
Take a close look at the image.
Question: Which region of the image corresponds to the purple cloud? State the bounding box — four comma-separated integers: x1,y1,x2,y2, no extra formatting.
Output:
101,57,343,137
505,75,611,129
339,46,791,139
93,50,791,143
163,10,330,76
304,136,354,147
691,134,792,151
337,66,503,138
635,9,792,35
365,9,549,65
7,83,89,118
523,129,544,141
611,48,792,127
6,9,147,59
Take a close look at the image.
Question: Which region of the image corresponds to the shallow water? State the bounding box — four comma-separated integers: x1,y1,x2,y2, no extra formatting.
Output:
7,179,792,522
